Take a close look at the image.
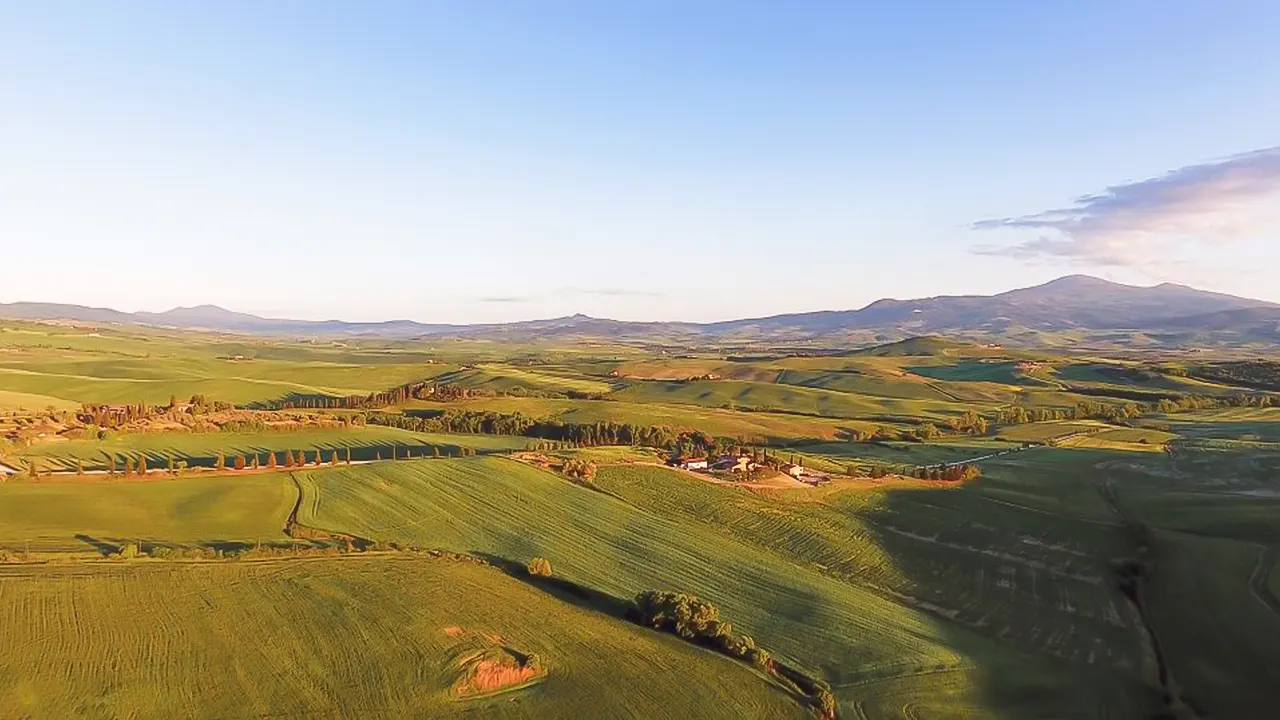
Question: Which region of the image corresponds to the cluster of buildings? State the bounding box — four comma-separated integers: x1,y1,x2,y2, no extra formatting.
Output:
671,454,757,473
670,454,832,486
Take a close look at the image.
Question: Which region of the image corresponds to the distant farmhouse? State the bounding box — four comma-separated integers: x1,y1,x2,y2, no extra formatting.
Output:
672,457,709,471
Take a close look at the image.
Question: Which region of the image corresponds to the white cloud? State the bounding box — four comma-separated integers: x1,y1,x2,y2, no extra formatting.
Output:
972,146,1280,268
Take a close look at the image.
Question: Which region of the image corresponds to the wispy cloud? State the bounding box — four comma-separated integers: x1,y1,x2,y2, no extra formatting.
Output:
972,146,1280,268
479,295,529,303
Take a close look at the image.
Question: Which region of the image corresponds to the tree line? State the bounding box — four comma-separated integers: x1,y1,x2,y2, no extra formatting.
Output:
994,393,1273,427
367,409,733,456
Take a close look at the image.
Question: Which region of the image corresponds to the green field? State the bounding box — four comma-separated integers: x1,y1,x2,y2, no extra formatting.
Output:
0,556,805,719
16,426,530,471
609,379,972,421
295,457,1152,716
2,320,1279,717
407,396,863,442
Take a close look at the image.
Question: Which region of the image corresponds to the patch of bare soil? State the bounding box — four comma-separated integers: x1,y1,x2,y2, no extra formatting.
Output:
454,658,544,697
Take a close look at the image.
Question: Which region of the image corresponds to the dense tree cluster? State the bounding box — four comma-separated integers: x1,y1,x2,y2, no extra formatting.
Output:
628,590,835,718
367,410,732,456
1187,361,1280,392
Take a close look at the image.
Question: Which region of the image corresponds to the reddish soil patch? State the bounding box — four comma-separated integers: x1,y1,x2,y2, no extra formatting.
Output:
453,659,545,697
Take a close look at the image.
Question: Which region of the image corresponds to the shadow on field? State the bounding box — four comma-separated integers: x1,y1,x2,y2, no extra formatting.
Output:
82,441,508,474
72,534,342,557
74,534,122,555
850,449,1166,718
474,552,635,619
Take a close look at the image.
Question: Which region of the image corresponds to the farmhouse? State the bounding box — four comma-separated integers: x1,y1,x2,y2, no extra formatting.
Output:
672,457,709,471
711,455,756,473
780,463,804,478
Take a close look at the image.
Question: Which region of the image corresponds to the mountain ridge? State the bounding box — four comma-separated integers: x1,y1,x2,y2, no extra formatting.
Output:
0,276,1274,346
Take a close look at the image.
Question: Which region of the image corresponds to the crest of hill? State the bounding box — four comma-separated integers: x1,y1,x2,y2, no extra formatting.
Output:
850,336,981,357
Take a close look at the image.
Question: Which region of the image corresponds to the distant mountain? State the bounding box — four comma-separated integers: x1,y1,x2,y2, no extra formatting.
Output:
704,275,1273,336
1,276,1275,347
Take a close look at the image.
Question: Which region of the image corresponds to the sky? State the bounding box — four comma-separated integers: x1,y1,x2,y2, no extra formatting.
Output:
1,1,1278,323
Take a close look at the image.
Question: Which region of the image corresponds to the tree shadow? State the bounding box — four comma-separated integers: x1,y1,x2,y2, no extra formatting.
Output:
74,534,121,556
471,552,635,619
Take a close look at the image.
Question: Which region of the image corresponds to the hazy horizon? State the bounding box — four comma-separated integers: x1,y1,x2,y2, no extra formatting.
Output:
3,272,1274,326
3,2,1279,323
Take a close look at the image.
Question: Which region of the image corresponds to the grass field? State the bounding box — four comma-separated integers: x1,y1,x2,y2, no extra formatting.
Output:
908,360,1056,387
406,396,865,442
0,556,805,719
1142,531,1280,717
0,389,80,411
0,473,294,551
773,368,955,401
608,379,974,422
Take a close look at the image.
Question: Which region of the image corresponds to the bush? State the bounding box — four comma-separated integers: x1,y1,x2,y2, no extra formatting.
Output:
527,557,553,577
633,590,730,643
561,458,597,481
816,688,838,719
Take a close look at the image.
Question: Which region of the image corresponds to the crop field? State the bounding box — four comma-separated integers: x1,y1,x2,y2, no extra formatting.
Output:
908,360,1056,386
18,426,530,471
432,364,616,396
0,473,294,551
0,557,804,719
1142,531,1280,717
608,379,975,421
0,388,80,411
992,420,1106,443
406,396,861,442
295,458,1152,716
773,368,955,401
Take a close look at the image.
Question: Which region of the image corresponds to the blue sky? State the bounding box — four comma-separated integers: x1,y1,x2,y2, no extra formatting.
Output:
2,1,1277,322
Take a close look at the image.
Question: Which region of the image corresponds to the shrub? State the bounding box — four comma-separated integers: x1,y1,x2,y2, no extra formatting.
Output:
561,458,597,481
633,590,730,643
816,688,838,719
526,557,553,577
